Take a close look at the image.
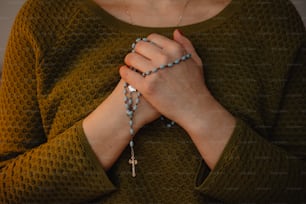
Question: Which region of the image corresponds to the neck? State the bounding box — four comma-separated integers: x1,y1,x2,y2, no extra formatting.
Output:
126,0,192,11
124,0,192,26
93,0,231,28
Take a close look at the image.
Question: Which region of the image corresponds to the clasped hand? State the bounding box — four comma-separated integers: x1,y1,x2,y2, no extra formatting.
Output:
120,29,211,127
83,29,235,170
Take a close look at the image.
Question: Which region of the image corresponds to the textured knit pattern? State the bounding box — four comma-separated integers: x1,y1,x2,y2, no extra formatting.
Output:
0,0,306,203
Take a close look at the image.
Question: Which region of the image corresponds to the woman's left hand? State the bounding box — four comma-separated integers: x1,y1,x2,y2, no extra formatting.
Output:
120,29,211,127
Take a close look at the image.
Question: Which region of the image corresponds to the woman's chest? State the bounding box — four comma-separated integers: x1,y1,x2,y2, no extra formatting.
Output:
37,31,287,138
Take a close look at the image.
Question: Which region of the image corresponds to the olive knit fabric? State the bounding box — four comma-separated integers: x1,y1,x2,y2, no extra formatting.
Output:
1,0,306,203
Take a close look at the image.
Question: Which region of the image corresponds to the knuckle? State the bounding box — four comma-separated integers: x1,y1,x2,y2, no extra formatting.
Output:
134,41,146,52
164,43,185,60
143,76,159,96
173,43,183,51
119,66,129,79
147,33,158,40
134,41,147,53
158,53,170,65
171,43,185,55
124,53,135,65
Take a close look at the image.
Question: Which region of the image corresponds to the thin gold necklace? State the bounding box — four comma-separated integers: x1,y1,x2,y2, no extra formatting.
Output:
124,0,192,26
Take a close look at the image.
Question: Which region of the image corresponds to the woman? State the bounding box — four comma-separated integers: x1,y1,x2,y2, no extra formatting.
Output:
0,0,305,203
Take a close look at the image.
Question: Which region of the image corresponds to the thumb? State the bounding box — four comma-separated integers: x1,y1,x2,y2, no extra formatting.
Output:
173,29,202,66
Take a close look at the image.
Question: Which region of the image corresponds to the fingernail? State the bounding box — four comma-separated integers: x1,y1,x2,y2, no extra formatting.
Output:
177,29,184,36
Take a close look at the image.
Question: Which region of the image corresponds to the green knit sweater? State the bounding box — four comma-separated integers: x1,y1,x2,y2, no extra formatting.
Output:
0,0,306,203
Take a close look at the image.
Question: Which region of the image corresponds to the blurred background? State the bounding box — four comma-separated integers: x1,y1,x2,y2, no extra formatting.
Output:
0,0,306,72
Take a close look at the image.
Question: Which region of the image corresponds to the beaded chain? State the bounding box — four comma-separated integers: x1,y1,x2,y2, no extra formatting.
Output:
124,37,192,177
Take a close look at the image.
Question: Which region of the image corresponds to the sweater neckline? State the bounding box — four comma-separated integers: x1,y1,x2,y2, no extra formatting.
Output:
83,0,242,34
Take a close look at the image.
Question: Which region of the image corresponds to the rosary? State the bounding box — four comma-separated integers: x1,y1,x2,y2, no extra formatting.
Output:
124,37,192,177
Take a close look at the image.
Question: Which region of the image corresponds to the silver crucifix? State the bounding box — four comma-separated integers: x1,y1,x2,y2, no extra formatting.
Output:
128,152,138,177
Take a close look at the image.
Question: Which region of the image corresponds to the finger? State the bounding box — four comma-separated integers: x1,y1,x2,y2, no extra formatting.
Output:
173,29,203,66
124,52,154,73
134,40,163,61
119,65,145,92
133,39,175,68
147,33,185,58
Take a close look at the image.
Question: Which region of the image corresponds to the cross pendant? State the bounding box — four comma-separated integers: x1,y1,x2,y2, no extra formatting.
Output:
128,156,138,177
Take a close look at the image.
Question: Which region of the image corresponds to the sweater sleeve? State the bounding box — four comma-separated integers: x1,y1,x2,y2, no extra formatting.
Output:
0,4,115,204
195,43,306,203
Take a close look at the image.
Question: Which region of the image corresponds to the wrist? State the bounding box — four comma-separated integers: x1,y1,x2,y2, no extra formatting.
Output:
82,90,136,170
177,92,236,169
178,91,236,143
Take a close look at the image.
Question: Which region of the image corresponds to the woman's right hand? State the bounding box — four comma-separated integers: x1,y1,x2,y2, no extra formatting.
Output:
82,79,160,170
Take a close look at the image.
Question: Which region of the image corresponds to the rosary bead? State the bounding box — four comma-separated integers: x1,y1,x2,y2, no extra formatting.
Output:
127,110,133,117
166,121,176,128
152,68,159,73
124,37,192,177
132,42,136,49
135,98,140,104
133,105,137,111
128,98,133,105
160,64,166,69
129,140,134,147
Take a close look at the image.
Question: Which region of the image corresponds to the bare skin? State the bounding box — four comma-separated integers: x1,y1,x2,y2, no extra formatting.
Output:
83,0,235,171
93,0,231,27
